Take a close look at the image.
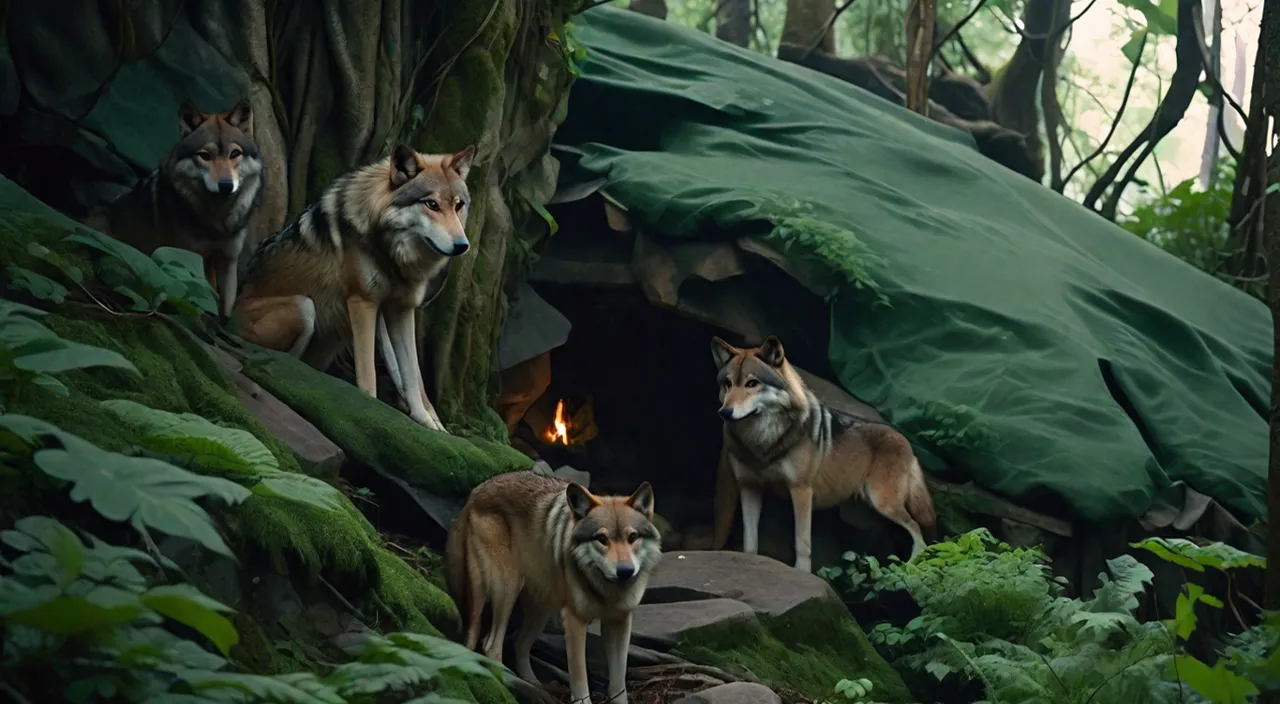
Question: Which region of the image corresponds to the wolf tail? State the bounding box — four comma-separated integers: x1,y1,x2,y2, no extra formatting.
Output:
444,509,479,648
905,457,937,541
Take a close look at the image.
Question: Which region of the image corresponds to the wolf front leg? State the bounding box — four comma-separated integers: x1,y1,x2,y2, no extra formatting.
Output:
739,484,763,555
562,607,592,704
601,612,633,704
789,484,815,572
382,304,445,431
346,295,380,397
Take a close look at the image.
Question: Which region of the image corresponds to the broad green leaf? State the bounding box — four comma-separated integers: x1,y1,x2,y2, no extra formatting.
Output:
177,669,344,704
9,515,87,588
1121,29,1149,65
1116,0,1177,34
253,473,344,512
0,311,60,349
0,298,50,318
32,433,251,557
1131,537,1266,572
65,231,170,291
152,247,217,316
14,340,138,376
102,400,279,476
32,374,70,397
141,584,239,656
1173,655,1259,703
7,265,68,304
5,593,145,635
108,625,228,672
402,696,476,704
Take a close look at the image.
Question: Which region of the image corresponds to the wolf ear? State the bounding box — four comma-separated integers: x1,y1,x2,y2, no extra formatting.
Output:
225,98,253,135
758,336,785,367
711,336,737,369
626,481,655,519
178,99,204,138
565,482,600,521
449,145,476,180
390,144,421,188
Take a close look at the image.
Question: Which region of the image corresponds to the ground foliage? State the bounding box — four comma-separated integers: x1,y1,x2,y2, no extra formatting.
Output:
819,528,1278,704
0,300,512,703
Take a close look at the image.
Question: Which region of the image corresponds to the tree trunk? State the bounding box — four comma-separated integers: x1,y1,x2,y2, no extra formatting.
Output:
985,0,1071,184
781,0,835,54
1198,0,1222,189
629,0,668,20
1262,0,1280,661
717,0,752,47
1225,27,1271,282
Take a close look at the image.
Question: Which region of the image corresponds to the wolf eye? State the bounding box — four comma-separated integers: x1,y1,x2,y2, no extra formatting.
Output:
424,199,441,211
229,148,242,159
626,532,639,544
455,200,466,212
594,534,609,546
195,151,213,162
745,379,760,388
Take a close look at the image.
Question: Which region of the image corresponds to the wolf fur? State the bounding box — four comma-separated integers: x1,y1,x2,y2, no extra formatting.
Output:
91,98,264,318
710,335,936,571
446,472,661,704
233,143,476,432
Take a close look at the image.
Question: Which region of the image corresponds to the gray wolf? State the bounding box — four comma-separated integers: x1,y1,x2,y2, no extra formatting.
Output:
446,471,661,704
94,98,264,318
710,335,936,571
232,143,475,432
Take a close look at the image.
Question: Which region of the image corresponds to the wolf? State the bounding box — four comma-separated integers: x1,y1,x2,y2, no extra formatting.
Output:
232,143,475,432
710,335,936,572
96,98,263,318
445,472,661,704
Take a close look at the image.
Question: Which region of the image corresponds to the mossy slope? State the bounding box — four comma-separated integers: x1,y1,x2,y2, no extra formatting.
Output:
676,596,913,703
0,175,511,703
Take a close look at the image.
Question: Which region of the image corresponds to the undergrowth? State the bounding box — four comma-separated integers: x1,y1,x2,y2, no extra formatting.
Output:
819,528,1278,704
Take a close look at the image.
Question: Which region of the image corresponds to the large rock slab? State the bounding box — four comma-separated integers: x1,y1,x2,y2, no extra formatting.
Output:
673,682,782,704
630,598,757,641
644,550,840,617
209,345,346,483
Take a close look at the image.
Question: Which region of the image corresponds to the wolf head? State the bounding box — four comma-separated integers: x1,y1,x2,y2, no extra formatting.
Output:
711,335,799,422
170,98,261,197
565,481,662,586
381,143,476,260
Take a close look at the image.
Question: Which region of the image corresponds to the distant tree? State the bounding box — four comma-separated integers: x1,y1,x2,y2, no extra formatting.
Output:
630,0,668,19
717,0,752,46
781,0,836,53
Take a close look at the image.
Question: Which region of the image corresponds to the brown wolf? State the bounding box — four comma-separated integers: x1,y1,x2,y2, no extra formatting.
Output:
94,98,264,318
232,143,475,431
445,472,661,704
710,335,936,571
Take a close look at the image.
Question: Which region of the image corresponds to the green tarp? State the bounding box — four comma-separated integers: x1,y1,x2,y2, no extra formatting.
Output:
554,6,1272,524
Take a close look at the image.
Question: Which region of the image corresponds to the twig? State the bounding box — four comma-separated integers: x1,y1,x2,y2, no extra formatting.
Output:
1190,3,1249,127
928,0,991,66
1062,31,1146,187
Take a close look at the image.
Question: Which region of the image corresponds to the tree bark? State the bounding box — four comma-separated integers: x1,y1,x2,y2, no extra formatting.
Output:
1225,28,1271,282
716,0,752,47
629,0,668,20
1262,0,1279,655
781,0,836,54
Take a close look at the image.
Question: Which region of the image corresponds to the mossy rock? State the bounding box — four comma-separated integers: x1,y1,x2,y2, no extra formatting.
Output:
675,595,912,703
240,345,531,499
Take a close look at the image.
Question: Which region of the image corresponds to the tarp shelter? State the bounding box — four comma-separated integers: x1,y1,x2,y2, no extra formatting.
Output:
548,5,1272,529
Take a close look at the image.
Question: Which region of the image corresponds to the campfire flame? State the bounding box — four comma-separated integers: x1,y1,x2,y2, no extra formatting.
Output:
546,398,570,446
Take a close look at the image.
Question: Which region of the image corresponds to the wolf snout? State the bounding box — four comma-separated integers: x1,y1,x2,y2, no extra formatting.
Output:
718,407,737,420
614,563,637,582
217,179,236,195
450,240,470,256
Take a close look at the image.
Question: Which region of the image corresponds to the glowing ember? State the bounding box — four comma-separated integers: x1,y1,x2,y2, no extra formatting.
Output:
545,398,570,445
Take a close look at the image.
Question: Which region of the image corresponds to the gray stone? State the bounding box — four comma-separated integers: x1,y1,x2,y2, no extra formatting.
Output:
645,550,842,618
629,598,757,641
673,682,782,704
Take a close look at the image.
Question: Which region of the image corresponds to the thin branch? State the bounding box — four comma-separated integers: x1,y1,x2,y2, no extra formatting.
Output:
928,0,991,67
1190,2,1250,126
1062,31,1146,187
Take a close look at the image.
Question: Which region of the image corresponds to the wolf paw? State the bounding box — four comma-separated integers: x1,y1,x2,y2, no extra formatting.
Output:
794,557,812,572
410,411,447,433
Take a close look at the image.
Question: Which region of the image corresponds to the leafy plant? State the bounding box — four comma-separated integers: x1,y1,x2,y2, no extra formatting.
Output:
62,230,217,317
0,415,508,703
100,400,345,513
0,413,251,557
822,529,1275,704
830,677,876,702
0,298,139,407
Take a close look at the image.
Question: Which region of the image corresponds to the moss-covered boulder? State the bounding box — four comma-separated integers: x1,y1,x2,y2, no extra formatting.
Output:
641,550,911,703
